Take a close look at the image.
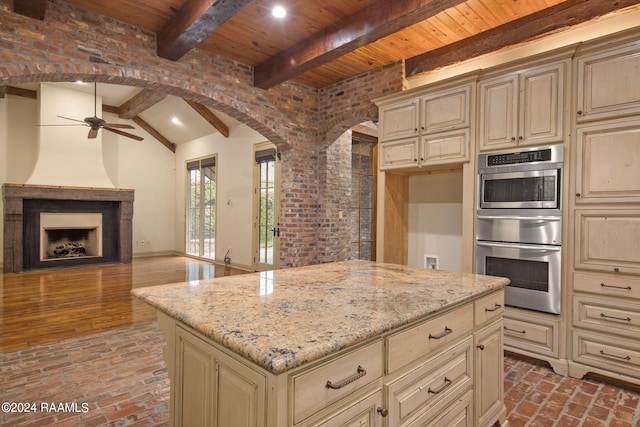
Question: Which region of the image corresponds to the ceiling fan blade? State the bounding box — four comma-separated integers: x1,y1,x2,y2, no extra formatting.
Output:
37,124,87,127
88,127,99,139
57,115,87,124
104,126,144,141
103,123,135,129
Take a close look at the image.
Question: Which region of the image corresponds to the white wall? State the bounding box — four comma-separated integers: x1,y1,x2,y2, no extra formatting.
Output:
408,172,463,272
175,126,265,269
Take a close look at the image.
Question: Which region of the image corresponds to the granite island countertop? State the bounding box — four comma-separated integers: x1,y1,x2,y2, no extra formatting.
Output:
132,260,509,375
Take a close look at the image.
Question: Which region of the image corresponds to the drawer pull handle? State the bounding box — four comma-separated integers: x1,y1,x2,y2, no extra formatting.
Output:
504,326,526,334
325,365,366,389
429,327,453,340
376,407,389,417
600,313,632,322
601,282,632,291
485,303,502,312
428,377,452,394
599,350,631,361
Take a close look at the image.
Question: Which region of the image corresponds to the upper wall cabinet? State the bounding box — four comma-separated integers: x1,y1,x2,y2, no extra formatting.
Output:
576,40,640,123
379,99,419,142
478,59,568,151
377,79,474,170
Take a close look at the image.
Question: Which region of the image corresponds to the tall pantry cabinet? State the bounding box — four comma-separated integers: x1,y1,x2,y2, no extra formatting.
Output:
568,33,640,384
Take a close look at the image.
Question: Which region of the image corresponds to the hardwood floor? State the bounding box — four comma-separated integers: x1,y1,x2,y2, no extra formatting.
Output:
0,256,248,352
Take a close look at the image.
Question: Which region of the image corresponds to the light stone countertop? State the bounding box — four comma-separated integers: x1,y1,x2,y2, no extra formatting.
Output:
132,260,509,375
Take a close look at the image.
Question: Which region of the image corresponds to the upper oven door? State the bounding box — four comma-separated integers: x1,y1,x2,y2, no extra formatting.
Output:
479,169,560,210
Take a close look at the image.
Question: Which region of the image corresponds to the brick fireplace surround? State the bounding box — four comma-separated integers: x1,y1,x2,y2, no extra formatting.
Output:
2,184,134,273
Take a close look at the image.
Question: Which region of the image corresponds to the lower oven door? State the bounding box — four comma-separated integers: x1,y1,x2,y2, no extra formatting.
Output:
476,241,561,315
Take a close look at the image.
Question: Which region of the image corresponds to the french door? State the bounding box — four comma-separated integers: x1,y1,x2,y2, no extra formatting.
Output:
253,143,280,271
186,156,217,259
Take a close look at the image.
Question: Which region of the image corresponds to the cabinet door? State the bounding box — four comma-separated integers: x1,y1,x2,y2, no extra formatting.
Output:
574,209,640,275
575,118,640,204
519,60,566,146
478,74,518,151
420,129,469,165
379,100,419,141
420,84,471,134
576,41,640,122
175,327,215,427
379,139,419,170
312,389,383,427
474,320,505,427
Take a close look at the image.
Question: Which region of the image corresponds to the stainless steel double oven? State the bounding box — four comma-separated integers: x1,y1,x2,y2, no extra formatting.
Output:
475,145,563,315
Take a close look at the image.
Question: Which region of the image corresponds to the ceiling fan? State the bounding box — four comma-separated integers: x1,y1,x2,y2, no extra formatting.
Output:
49,81,144,141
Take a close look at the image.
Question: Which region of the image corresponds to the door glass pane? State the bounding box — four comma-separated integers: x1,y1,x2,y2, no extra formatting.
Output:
202,164,216,258
258,159,275,264
187,168,201,256
351,139,375,260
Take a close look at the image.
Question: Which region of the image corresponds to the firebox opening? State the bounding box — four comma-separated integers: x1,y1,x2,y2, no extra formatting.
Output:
40,212,103,262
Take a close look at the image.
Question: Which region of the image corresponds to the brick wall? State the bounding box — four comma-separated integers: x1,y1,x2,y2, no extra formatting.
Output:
0,0,405,267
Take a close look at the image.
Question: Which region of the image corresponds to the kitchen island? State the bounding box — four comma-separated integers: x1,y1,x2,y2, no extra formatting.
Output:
132,260,510,427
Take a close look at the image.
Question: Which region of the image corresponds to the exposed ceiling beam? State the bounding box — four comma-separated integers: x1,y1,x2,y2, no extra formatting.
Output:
3,86,38,99
253,0,468,89
12,0,47,20
103,104,176,152
118,89,168,120
405,0,638,77
157,0,253,61
132,116,177,153
185,100,230,138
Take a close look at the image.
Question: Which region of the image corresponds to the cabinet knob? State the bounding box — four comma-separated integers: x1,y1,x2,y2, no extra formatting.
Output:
477,344,485,350
511,137,516,141
576,193,581,197
376,407,389,417
414,158,418,162
577,110,583,115
414,128,418,132
614,267,620,273
518,136,523,140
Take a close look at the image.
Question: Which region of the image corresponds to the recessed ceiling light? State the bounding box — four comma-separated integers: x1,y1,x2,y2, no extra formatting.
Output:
76,80,84,84
272,5,286,19
171,117,182,126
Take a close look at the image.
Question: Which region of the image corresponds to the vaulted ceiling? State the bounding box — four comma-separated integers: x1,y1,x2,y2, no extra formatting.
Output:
8,0,640,147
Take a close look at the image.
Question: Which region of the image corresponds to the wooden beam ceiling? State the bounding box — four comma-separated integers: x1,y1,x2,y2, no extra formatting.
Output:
12,0,47,20
253,0,468,89
405,0,640,77
185,100,230,138
157,0,253,61
132,116,176,152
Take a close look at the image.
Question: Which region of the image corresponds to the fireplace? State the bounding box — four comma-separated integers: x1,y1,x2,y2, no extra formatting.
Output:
3,184,134,272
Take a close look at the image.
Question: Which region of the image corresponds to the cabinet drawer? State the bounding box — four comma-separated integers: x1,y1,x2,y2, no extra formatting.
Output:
503,312,559,358
474,290,504,327
573,330,640,379
387,304,473,373
310,388,383,427
573,295,640,338
417,390,472,427
386,338,472,427
292,340,383,424
573,272,640,300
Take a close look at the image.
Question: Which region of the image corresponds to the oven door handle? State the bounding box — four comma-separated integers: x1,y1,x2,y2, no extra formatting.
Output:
476,215,561,222
476,241,561,252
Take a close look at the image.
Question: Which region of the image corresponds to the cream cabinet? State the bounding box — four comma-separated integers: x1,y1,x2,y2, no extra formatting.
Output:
379,99,419,142
478,59,568,151
157,290,506,427
574,118,640,204
378,80,473,170
576,39,640,123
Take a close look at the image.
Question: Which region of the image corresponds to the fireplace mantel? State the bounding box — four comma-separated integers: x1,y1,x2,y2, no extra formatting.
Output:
3,184,134,273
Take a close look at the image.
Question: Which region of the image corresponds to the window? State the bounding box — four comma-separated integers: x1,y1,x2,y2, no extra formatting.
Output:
253,144,280,271
186,156,217,259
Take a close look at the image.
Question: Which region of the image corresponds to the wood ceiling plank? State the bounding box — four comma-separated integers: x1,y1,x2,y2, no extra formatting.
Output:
185,100,230,138
118,89,168,120
157,0,252,61
253,0,469,89
12,0,47,20
405,0,638,77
